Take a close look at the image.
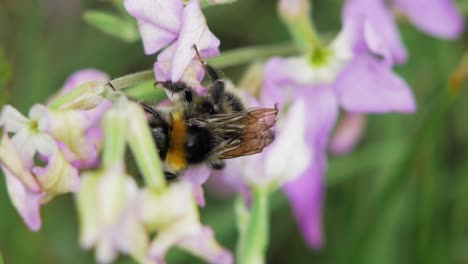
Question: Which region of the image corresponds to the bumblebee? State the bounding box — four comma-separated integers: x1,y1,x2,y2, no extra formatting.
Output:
141,46,278,179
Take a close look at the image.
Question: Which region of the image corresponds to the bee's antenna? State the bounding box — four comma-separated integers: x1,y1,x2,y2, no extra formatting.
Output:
192,44,206,66
192,44,220,81
106,81,116,91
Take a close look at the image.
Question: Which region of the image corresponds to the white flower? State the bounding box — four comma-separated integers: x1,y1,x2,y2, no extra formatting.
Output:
76,166,149,264
0,105,80,231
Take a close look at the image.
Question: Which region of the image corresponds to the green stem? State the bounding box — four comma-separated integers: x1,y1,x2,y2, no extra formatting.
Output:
237,187,270,264
208,42,297,68
126,102,166,189
201,0,237,8
279,0,321,54
101,98,127,168
105,42,298,91
283,15,321,53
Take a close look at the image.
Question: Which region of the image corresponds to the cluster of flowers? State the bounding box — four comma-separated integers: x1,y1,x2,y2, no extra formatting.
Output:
0,0,464,263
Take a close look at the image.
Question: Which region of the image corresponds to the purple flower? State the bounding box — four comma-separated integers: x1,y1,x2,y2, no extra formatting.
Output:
260,0,420,248
124,0,220,92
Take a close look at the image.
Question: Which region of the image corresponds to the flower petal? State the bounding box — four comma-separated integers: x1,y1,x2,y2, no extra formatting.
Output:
283,85,338,249
329,113,367,155
181,165,212,207
10,128,37,169
3,165,45,231
171,0,220,82
283,163,325,248
0,105,29,133
137,21,179,55
343,0,407,64
33,148,80,200
264,100,311,186
58,69,110,95
334,54,417,113
124,0,183,54
0,133,41,191
76,172,100,249
393,0,465,39
177,227,233,264
37,107,99,167
154,45,206,95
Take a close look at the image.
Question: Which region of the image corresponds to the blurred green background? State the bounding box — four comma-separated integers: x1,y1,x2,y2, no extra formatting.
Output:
1,0,468,263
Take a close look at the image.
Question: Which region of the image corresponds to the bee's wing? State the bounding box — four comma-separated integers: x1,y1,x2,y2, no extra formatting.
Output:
190,105,278,159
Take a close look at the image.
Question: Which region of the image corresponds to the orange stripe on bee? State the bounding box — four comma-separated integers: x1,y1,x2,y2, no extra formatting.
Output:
165,112,188,172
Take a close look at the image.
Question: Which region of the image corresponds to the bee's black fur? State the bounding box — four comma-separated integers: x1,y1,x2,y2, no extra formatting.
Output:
185,125,214,164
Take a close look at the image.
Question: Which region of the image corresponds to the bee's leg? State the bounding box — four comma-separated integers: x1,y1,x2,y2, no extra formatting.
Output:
192,44,220,82
192,44,226,110
140,101,160,117
155,80,193,104
209,160,225,170
164,171,178,181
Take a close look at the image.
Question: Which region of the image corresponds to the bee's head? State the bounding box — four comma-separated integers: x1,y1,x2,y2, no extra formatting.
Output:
148,114,170,160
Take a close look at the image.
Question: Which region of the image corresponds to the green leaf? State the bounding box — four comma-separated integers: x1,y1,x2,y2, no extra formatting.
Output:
0,47,12,105
83,10,139,42
458,0,468,15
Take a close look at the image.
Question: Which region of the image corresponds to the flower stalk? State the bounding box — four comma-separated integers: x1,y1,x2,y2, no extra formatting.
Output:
126,102,166,189
101,98,128,168
237,187,270,264
279,0,321,54
105,43,298,91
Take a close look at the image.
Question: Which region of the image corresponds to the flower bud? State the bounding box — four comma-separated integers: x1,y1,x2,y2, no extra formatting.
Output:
279,0,310,20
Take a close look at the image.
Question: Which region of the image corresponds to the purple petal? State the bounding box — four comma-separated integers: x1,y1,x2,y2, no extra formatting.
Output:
182,165,212,186
59,69,109,95
393,0,465,39
295,86,339,150
283,86,339,249
206,162,250,199
3,165,45,231
260,57,308,108
192,185,206,207
182,165,212,207
155,45,207,95
329,113,367,155
283,163,325,248
124,0,183,54
343,0,407,64
171,0,220,82
334,54,417,113
137,22,178,55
